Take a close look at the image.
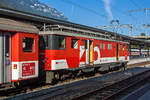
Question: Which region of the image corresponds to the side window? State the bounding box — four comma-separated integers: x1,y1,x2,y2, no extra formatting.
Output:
103,43,105,50
100,43,103,49
123,44,125,51
58,36,66,49
85,40,87,49
120,44,123,50
39,35,66,50
39,35,48,50
108,44,112,50
82,40,87,49
23,37,34,52
71,39,78,49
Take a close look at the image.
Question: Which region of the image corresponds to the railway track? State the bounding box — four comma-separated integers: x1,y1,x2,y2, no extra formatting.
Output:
0,87,28,96
1,62,150,99
71,68,150,100
5,67,149,100
0,80,46,97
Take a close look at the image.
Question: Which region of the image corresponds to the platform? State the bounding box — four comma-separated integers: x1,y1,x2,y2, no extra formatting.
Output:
128,57,150,65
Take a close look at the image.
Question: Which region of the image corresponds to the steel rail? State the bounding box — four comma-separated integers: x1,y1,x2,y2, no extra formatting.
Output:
71,69,150,100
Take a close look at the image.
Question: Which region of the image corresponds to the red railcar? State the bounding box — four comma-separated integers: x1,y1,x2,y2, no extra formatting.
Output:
0,18,39,86
39,25,129,83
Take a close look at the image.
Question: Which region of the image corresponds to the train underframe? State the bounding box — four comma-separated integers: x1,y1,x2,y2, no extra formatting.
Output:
0,61,127,88
45,62,128,84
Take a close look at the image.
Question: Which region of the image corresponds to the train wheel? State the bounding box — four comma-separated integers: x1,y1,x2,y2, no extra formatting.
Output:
12,82,20,88
72,71,79,78
54,72,60,80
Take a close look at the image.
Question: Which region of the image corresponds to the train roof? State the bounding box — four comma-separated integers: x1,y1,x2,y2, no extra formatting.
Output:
0,7,150,46
39,25,129,43
0,17,39,33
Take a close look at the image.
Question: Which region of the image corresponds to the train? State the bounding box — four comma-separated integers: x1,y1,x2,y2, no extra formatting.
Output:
0,17,129,87
130,49,150,59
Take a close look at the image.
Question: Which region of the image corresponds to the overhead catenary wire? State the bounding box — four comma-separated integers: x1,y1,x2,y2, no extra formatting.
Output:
62,0,139,26
127,8,150,35
110,5,137,21
43,0,136,23
49,0,108,19
60,0,139,35
130,0,142,9
42,0,142,35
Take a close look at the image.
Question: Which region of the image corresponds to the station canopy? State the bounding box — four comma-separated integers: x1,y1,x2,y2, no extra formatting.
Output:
0,17,39,33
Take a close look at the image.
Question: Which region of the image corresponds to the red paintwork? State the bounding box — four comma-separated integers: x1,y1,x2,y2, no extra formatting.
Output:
39,37,81,70
11,32,38,82
11,32,38,62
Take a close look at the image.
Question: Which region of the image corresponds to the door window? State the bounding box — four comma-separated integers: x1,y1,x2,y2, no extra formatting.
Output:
23,37,34,52
5,35,10,57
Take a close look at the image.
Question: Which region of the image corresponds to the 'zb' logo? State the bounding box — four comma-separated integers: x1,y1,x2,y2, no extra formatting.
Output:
80,46,100,64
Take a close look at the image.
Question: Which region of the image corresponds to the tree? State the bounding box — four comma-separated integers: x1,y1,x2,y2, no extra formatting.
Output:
141,33,146,36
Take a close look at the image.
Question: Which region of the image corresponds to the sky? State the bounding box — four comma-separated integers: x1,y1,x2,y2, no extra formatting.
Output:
39,0,150,36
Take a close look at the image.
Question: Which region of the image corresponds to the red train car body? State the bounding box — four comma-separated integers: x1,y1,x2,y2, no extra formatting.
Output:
0,18,39,86
39,25,129,83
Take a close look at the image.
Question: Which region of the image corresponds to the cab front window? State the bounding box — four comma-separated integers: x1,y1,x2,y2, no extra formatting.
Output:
39,35,66,50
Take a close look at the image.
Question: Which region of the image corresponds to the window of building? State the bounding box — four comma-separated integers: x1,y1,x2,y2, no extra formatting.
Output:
23,37,34,52
71,39,78,49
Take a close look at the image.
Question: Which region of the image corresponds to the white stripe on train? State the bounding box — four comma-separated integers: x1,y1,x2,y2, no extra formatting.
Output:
12,61,38,81
51,56,129,70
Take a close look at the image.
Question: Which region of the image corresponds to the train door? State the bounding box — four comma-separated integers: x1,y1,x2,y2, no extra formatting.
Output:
85,40,88,64
0,32,11,84
89,40,93,64
116,43,119,60
0,32,3,84
4,34,11,83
